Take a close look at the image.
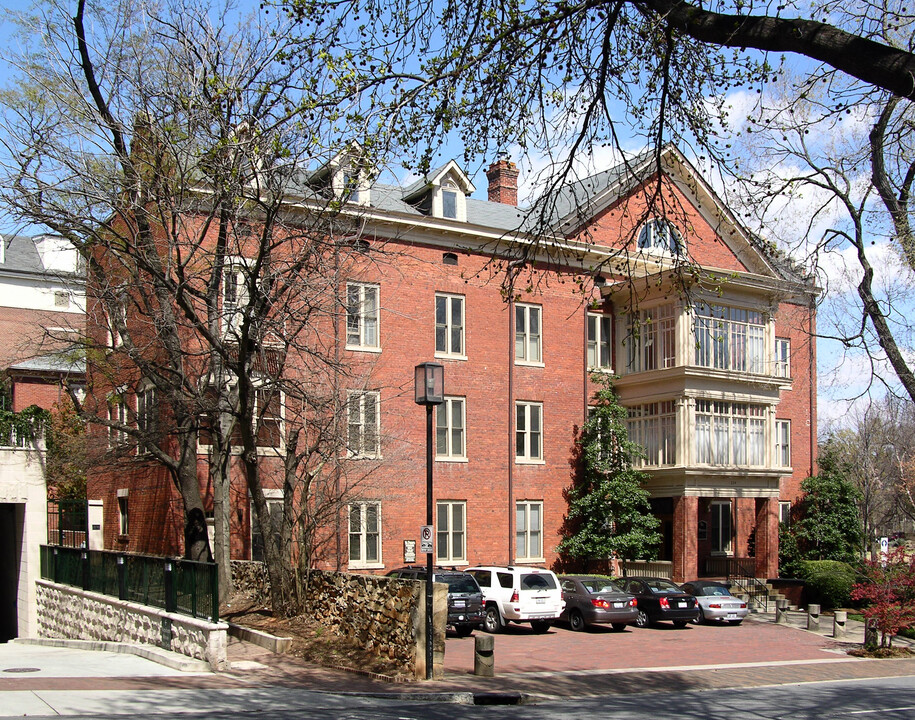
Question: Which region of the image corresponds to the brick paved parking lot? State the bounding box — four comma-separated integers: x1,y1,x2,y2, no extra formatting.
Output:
443,616,848,677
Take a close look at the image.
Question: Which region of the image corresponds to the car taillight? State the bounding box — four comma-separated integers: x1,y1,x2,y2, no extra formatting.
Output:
629,598,637,607
739,603,747,609
659,597,670,610
709,603,722,609
591,598,610,609
510,590,519,603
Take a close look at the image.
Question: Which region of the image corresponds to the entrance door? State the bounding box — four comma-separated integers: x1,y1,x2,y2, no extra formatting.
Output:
0,504,21,642
710,501,733,555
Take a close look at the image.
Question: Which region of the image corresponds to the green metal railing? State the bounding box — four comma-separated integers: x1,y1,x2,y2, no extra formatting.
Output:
47,499,88,549
40,545,219,622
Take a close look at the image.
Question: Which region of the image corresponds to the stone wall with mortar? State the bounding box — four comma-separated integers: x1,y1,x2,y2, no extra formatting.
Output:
230,561,445,679
35,579,229,669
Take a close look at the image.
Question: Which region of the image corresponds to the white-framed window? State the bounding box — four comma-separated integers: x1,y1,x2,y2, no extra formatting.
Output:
349,501,381,568
251,490,283,562
775,338,791,378
442,189,458,219
710,501,733,554
254,383,284,449
695,400,766,466
779,501,792,526
693,304,766,373
436,500,466,563
587,313,612,370
346,282,380,350
626,401,677,467
347,390,380,458
117,489,129,535
107,391,129,449
222,263,249,338
103,304,124,350
637,218,682,254
435,293,465,357
515,401,543,462
516,500,543,561
436,397,465,460
625,304,676,373
775,419,791,468
515,303,542,364
136,383,158,454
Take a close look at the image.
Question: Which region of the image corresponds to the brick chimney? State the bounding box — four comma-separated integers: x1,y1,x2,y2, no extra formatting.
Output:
486,160,519,205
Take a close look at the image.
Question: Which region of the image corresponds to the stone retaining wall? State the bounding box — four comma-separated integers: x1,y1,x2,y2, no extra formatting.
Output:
35,580,229,670
230,561,445,679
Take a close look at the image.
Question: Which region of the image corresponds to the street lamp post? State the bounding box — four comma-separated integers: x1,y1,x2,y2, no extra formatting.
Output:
414,362,444,680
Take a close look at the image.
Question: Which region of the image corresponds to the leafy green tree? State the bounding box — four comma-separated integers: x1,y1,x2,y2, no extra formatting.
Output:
787,442,864,565
558,375,661,567
45,401,87,500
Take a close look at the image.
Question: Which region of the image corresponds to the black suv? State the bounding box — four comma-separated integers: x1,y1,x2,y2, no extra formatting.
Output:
387,567,485,636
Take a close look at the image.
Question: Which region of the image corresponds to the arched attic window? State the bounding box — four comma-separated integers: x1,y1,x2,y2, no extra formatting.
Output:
637,219,682,255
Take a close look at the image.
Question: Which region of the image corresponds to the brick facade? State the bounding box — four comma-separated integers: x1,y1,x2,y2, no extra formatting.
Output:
85,147,817,583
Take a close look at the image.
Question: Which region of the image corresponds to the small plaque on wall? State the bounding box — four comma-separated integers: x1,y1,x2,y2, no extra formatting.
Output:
698,521,708,541
403,539,416,564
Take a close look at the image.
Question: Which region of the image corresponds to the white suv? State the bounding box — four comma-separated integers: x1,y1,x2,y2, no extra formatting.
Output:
466,566,565,633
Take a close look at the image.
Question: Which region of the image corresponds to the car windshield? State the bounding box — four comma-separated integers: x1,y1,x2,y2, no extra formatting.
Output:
646,579,682,593
520,573,557,590
443,576,479,594
695,584,729,596
581,579,622,594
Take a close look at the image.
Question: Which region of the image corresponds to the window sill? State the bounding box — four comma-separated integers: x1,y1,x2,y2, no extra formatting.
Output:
515,557,545,564
349,561,384,570
514,360,545,368
345,345,382,354
587,366,614,374
434,352,468,362
515,458,546,466
436,559,469,567
436,456,468,463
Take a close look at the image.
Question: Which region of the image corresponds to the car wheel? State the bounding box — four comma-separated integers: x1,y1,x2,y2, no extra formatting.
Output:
635,609,650,628
696,607,706,625
568,610,585,632
611,623,627,632
673,620,688,628
531,620,552,633
729,620,743,626
454,624,474,637
483,606,503,633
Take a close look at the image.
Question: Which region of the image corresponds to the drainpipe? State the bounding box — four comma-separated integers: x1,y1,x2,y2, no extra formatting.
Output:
507,300,515,565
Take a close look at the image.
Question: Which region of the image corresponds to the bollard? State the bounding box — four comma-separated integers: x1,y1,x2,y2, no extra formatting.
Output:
865,618,879,650
807,603,821,632
775,598,789,624
474,633,495,677
833,610,847,639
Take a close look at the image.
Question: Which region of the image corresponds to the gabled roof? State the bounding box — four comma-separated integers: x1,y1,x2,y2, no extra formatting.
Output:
401,160,476,202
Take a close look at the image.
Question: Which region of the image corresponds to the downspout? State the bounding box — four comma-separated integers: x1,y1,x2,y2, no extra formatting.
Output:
507,300,515,565
808,292,816,478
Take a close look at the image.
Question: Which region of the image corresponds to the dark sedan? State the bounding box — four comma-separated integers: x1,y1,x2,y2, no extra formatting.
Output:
559,576,639,631
619,576,699,628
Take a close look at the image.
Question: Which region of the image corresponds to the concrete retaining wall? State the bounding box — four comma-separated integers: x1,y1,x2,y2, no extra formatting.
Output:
35,579,228,670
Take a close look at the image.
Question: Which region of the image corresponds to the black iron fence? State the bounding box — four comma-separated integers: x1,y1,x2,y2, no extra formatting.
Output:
40,545,219,622
47,499,88,549
703,555,769,611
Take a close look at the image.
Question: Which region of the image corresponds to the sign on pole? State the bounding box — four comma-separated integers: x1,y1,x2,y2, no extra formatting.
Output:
420,525,433,554
880,536,889,567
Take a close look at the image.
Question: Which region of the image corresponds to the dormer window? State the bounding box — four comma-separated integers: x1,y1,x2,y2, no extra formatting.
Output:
309,143,373,207
637,219,682,255
401,160,475,222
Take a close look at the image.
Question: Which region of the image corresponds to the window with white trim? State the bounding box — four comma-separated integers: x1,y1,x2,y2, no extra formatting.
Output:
710,501,733,554
346,283,379,349
779,501,792,526
435,294,465,357
117,491,129,535
103,305,124,350
775,338,791,378
254,383,284,449
637,218,682,254
695,400,766,466
107,392,129,449
625,304,676,373
349,501,381,567
775,419,791,468
515,401,543,462
436,500,466,563
136,384,158,454
516,500,543,561
223,263,248,337
694,304,766,373
587,313,612,370
251,492,283,562
436,397,465,459
514,303,542,364
347,390,380,457
626,401,677,467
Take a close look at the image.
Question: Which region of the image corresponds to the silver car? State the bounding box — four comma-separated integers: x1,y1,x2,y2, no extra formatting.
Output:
679,581,748,625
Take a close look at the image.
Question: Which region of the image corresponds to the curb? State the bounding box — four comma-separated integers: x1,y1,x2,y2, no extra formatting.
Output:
227,622,292,654
12,637,212,673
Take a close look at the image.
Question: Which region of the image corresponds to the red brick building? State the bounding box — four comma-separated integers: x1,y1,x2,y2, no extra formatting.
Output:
86,146,816,582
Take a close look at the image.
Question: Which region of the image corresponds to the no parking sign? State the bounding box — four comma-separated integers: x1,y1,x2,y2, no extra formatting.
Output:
420,525,433,554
